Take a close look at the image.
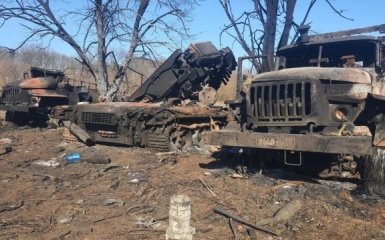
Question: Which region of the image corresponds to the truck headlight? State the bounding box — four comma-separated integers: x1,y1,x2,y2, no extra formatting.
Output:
334,107,348,121
31,96,41,106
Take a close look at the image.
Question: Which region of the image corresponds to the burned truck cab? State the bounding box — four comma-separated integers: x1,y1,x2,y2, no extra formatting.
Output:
0,67,98,125
246,34,385,135
202,24,385,197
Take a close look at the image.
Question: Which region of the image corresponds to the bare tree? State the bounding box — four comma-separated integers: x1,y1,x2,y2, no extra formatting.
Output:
219,0,353,72
0,0,198,101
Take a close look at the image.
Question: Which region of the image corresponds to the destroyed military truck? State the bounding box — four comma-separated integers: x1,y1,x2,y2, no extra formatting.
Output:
0,67,98,125
52,41,236,151
202,24,385,197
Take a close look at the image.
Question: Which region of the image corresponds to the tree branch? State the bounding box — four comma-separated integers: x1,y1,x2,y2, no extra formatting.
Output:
324,0,354,21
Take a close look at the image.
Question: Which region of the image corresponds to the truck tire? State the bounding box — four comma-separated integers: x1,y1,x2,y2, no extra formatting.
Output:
364,147,385,197
5,111,29,126
243,148,281,171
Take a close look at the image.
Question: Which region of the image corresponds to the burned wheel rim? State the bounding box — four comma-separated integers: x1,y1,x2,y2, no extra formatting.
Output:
364,147,385,198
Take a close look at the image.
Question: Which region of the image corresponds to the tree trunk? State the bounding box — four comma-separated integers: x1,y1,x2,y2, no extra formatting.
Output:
104,0,150,102
95,0,109,97
278,0,296,49
261,0,279,72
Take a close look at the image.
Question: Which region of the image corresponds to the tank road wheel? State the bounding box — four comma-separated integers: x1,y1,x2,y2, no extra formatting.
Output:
364,147,385,198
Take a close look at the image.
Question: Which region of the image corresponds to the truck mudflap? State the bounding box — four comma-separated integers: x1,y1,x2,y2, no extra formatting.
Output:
201,131,372,155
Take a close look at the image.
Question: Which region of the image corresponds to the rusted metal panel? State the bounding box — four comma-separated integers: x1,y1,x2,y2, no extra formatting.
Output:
56,100,229,151
1,66,99,126
19,77,57,89
201,131,372,155
169,106,227,116
30,89,68,98
75,101,227,116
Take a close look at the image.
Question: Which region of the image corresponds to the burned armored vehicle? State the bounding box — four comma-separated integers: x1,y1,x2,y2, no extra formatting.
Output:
0,67,98,125
202,24,385,197
52,42,236,151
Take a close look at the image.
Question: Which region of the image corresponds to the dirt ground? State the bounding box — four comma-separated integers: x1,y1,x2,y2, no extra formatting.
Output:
1,113,385,240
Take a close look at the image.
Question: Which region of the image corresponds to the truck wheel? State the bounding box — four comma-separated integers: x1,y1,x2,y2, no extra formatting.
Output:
5,111,29,125
31,113,49,127
243,148,277,172
5,111,13,122
364,147,385,197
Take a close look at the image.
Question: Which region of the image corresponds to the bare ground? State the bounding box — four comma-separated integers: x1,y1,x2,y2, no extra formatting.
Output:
0,115,385,240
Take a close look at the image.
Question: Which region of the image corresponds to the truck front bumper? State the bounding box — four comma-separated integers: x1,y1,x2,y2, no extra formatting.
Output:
201,130,372,155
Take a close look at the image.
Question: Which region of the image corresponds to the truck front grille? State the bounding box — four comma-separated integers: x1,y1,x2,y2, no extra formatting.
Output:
251,81,312,121
3,88,20,102
81,112,116,125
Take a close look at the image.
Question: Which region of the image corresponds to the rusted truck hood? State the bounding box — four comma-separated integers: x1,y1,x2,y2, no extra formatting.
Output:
30,89,68,98
18,76,57,89
75,102,225,116
252,67,372,84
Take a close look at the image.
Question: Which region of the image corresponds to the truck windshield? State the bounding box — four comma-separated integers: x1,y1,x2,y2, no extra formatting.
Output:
278,39,377,69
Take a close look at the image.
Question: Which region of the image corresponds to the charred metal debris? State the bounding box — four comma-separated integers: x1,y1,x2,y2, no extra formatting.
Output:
51,41,236,151
203,24,385,197
0,67,98,125
5,24,385,198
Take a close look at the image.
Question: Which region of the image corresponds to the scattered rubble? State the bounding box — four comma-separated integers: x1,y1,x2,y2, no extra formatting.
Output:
57,214,74,224
0,201,23,213
0,122,385,239
230,173,244,179
32,159,61,167
0,138,12,144
0,137,12,155
82,152,111,164
214,207,277,236
256,198,304,226
102,199,125,207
